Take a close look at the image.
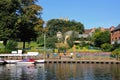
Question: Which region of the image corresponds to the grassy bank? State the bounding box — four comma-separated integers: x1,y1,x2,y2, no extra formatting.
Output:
0,41,102,53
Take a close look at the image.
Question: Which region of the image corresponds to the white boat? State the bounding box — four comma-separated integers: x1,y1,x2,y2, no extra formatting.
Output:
17,61,35,64
0,60,7,65
17,59,35,64
35,59,45,63
5,60,21,64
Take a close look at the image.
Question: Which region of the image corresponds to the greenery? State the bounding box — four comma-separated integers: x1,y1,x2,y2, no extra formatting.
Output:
16,0,44,49
0,0,119,55
112,48,120,60
0,0,20,46
67,31,79,48
68,47,102,53
46,19,84,37
101,43,113,52
92,28,110,47
0,0,43,49
46,36,57,49
6,40,18,52
37,35,44,47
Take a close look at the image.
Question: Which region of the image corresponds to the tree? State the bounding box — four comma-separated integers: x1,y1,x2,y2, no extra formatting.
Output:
46,36,57,49
16,0,43,49
46,19,84,37
92,28,110,47
0,0,20,46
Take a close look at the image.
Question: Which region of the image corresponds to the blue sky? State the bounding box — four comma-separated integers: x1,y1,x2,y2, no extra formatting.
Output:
37,0,120,29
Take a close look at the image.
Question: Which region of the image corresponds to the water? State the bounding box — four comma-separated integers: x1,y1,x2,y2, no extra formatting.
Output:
0,63,120,80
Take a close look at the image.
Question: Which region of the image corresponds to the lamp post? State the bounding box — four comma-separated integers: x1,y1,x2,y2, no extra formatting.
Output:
43,22,46,59
44,31,46,59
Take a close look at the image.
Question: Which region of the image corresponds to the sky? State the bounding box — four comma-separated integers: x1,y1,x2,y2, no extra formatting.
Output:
37,0,120,29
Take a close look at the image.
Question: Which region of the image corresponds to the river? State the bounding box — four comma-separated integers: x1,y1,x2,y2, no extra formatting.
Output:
0,63,119,80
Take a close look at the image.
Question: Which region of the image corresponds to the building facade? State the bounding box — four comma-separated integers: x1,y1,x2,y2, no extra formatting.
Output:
111,24,120,44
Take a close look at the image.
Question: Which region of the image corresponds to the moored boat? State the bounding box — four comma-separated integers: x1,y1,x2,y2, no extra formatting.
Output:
35,59,45,63
17,59,35,64
0,60,7,65
5,60,21,64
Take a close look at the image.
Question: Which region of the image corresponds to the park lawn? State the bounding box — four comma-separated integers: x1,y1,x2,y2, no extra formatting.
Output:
17,41,42,52
0,41,102,53
24,43,102,53
18,41,38,49
67,48,102,53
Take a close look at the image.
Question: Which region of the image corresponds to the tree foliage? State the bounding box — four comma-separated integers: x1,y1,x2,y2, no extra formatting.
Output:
46,19,84,37
112,48,120,60
6,40,18,52
92,28,110,47
0,0,20,46
101,43,113,52
16,0,43,49
0,0,44,50
67,31,79,48
37,35,44,47
46,36,57,49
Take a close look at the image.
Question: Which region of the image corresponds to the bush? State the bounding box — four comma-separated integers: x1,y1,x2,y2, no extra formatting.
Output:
58,47,66,53
6,40,18,52
112,48,120,60
37,35,44,45
101,43,113,52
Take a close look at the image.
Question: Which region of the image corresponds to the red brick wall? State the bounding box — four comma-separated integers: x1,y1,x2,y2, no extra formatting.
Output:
111,30,120,44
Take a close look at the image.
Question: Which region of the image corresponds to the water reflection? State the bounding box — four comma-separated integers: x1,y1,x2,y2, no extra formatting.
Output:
44,63,120,80
0,63,119,80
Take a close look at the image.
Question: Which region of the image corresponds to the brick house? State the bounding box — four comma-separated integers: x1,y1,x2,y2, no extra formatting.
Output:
110,24,120,44
78,27,108,41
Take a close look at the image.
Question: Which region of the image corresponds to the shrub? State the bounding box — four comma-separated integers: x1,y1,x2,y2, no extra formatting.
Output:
6,40,18,52
112,48,120,60
101,43,113,52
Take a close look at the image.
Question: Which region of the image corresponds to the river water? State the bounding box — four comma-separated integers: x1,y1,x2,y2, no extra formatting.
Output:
0,63,119,80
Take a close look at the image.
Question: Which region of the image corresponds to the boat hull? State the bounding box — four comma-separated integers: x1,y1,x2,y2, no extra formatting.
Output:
0,61,7,65
35,60,45,63
17,62,35,64
5,60,21,64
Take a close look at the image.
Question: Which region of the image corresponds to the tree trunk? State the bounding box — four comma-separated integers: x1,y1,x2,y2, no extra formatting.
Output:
116,54,119,60
23,41,26,53
3,39,7,47
118,55,120,61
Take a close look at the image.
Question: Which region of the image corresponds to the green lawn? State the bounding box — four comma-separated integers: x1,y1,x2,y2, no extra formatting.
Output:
67,47,102,53
0,41,102,53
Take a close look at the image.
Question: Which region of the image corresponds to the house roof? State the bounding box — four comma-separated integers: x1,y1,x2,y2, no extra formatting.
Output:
64,31,79,36
84,28,96,34
112,24,120,32
84,29,92,34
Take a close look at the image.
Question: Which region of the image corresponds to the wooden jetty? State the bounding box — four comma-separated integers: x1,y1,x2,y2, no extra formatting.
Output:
44,59,120,64
0,59,120,64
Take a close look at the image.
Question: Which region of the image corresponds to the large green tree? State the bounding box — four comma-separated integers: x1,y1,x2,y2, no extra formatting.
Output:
46,19,84,37
92,28,110,47
16,0,43,49
0,0,20,46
